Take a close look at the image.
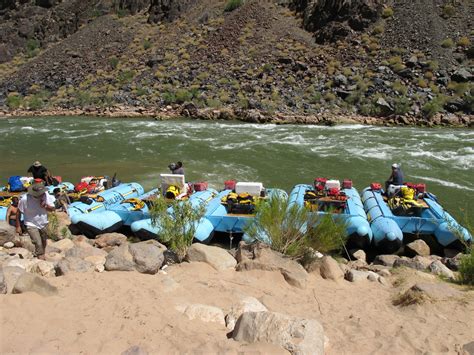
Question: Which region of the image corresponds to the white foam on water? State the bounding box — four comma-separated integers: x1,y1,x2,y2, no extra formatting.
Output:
344,146,393,160
411,175,474,192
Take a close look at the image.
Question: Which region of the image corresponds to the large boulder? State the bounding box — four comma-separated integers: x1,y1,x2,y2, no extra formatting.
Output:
105,244,136,271
393,256,431,271
65,245,107,260
0,268,6,294
232,311,325,355
236,242,308,289
148,0,195,23
405,239,430,257
50,238,75,252
129,240,165,274
186,243,237,271
94,233,128,249
0,221,16,246
57,257,95,275
225,296,268,330
319,256,344,282
373,254,400,267
345,269,370,282
12,273,58,296
1,266,25,293
178,304,225,326
4,258,55,277
429,260,455,280
292,0,381,43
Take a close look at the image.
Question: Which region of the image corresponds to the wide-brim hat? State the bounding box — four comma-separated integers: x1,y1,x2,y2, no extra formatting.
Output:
391,163,400,169
27,183,48,197
33,161,42,167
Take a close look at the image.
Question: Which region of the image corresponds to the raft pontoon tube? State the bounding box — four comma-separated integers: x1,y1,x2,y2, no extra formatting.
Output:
70,188,158,238
361,186,472,253
261,184,373,249
130,188,218,241
68,183,144,232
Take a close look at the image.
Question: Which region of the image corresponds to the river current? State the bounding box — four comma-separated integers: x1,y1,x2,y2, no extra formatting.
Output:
0,117,472,223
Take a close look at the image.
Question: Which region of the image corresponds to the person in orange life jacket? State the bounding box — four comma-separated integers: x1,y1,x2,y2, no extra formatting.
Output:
18,181,56,260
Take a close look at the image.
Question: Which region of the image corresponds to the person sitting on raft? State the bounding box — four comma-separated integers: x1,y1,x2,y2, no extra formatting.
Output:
27,161,54,186
53,188,71,212
168,161,185,175
385,163,404,192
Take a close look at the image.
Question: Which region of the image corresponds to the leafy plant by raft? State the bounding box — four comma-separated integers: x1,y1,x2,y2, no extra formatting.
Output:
224,0,243,12
149,197,206,262
447,212,474,286
244,193,347,262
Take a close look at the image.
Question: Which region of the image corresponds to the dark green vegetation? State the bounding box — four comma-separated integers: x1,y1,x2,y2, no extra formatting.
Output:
0,0,472,121
245,194,347,261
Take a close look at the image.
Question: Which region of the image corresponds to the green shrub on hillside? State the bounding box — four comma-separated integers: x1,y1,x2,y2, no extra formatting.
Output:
441,4,455,18
224,0,243,12
441,38,454,48
382,7,394,18
6,93,23,109
422,95,446,117
26,38,40,58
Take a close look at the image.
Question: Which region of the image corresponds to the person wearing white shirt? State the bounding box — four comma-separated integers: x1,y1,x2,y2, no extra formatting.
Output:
18,182,56,260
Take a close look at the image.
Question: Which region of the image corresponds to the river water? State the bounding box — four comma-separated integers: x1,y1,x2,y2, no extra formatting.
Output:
1,116,473,223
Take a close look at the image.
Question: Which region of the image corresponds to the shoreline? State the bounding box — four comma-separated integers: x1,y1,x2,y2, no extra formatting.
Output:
1,105,472,128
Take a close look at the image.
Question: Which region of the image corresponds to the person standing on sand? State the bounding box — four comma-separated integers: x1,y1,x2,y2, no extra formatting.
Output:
18,182,56,260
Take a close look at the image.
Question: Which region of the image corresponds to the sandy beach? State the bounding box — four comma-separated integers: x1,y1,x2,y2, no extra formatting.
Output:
1,258,473,354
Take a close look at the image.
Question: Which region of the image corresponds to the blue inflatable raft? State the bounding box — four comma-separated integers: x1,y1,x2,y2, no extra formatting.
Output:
68,183,144,236
197,187,287,244
70,188,158,238
362,185,472,253
130,189,218,241
272,183,373,249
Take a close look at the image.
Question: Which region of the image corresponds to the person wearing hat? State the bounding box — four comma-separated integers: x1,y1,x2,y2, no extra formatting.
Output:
18,182,56,260
385,163,404,192
168,161,185,175
27,161,53,185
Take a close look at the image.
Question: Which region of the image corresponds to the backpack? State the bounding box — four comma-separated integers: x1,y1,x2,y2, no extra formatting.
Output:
8,176,24,192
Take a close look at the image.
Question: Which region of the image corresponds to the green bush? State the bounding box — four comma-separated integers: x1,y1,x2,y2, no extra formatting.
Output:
162,91,176,104
6,93,23,109
441,4,455,18
143,39,151,50
441,38,454,48
224,0,243,12
447,213,473,285
117,70,135,84
175,89,194,103
394,96,411,115
422,95,446,117
150,198,206,262
244,193,347,261
109,56,119,69
459,249,474,285
382,7,394,18
25,38,40,57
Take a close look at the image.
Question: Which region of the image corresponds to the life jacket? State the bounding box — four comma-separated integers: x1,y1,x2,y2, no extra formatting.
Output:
165,185,180,199
74,181,89,194
8,176,24,192
122,198,145,211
